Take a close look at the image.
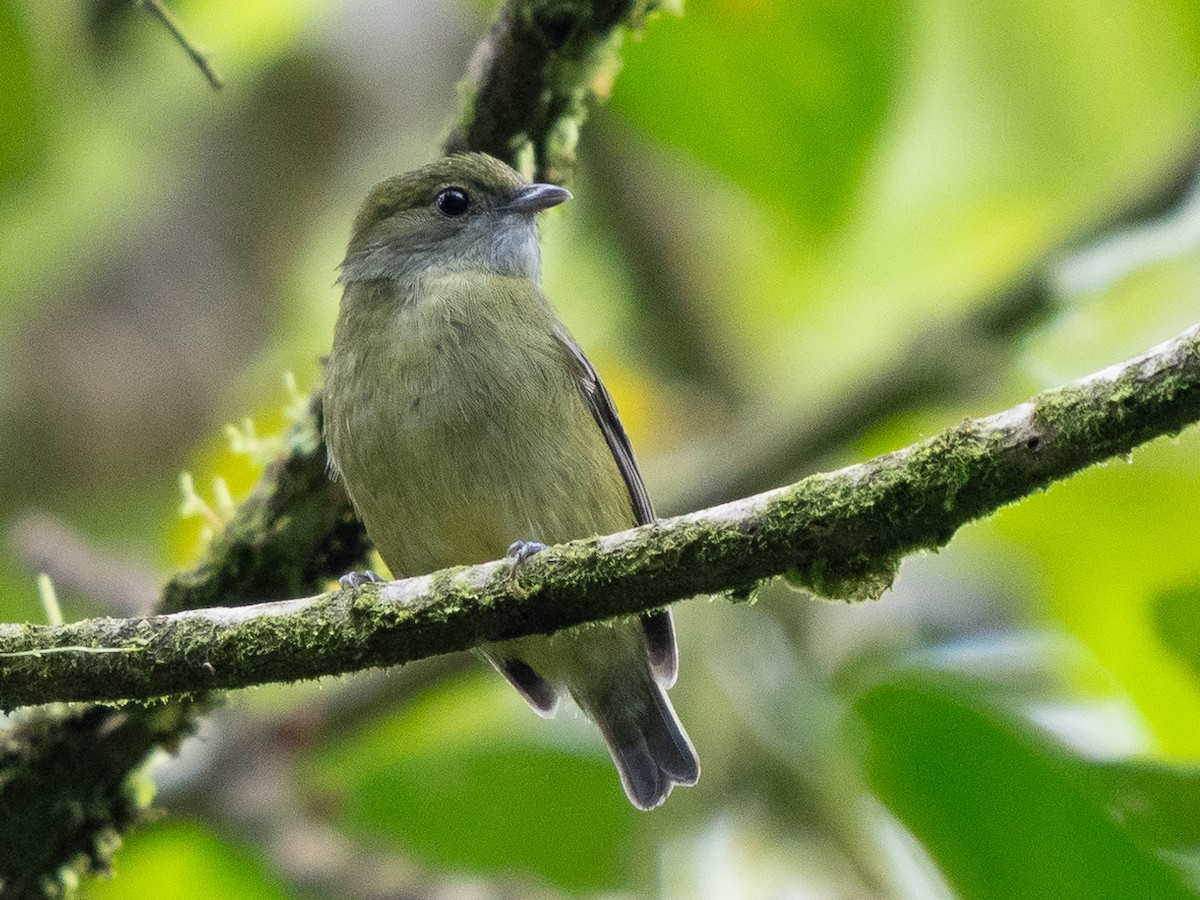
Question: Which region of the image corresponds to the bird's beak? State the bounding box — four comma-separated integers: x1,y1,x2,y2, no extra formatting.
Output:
503,183,573,214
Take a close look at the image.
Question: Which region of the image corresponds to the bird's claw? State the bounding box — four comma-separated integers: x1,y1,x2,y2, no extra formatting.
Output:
338,570,385,590
507,540,548,570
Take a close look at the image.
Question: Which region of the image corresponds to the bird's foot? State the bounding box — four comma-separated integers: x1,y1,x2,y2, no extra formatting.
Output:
506,540,548,573
338,570,385,590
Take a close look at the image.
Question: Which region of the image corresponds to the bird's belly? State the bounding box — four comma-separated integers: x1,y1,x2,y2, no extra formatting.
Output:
337,349,632,577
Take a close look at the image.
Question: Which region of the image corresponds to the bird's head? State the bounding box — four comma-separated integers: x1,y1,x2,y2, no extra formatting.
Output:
340,153,571,284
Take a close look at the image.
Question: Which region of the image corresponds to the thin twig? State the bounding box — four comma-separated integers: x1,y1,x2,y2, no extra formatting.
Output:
140,0,223,91
581,116,747,399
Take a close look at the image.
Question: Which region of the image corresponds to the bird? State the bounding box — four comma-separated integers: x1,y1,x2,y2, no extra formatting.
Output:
322,152,698,809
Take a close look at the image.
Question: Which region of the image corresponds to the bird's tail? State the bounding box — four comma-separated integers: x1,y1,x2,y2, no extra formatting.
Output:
584,680,699,811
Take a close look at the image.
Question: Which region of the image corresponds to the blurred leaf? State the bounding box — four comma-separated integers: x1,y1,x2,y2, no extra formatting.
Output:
984,432,1200,755
309,674,639,893
660,815,885,899
1153,582,1200,682
614,0,902,233
0,0,43,194
856,666,1199,899
347,747,634,890
1087,760,1200,851
82,821,287,900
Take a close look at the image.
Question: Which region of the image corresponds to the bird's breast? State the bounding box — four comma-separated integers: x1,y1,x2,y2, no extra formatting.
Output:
325,277,633,577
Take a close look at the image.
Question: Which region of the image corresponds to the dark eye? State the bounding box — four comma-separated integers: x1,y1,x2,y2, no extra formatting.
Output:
436,187,470,217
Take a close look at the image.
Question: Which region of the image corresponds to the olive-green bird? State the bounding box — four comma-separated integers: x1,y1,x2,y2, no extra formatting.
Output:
323,152,699,809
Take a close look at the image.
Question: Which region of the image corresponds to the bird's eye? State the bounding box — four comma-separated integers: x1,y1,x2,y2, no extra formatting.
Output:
435,187,470,217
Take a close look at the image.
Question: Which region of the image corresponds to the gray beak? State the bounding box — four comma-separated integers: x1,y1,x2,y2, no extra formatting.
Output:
504,183,573,214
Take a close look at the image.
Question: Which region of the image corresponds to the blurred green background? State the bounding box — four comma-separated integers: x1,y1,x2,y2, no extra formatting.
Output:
3,0,1200,896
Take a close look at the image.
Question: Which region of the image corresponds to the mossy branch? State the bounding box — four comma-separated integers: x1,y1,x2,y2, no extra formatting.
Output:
5,321,1200,707
444,0,657,183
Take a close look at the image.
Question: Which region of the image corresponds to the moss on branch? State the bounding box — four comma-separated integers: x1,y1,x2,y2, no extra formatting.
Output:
5,322,1200,707
160,400,370,613
444,0,658,183
0,704,193,899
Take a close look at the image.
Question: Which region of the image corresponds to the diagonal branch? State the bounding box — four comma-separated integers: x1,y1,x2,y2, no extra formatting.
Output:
4,320,1200,708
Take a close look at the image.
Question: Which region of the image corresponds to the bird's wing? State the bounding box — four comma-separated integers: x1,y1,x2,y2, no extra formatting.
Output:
553,324,654,524
553,324,678,686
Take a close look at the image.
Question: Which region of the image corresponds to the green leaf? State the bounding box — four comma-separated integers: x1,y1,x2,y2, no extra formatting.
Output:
1153,582,1200,682
1086,760,1200,852
614,0,903,233
0,0,43,194
856,667,1199,899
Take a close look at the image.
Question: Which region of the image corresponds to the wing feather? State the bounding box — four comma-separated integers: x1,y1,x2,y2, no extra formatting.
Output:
552,324,678,685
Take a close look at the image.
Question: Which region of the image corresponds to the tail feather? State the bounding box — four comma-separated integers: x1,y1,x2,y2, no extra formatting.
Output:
643,684,700,785
607,732,666,811
641,609,679,687
482,651,560,718
592,682,699,811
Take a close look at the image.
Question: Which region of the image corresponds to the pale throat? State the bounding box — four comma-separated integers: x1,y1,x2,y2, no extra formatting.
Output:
486,215,543,283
